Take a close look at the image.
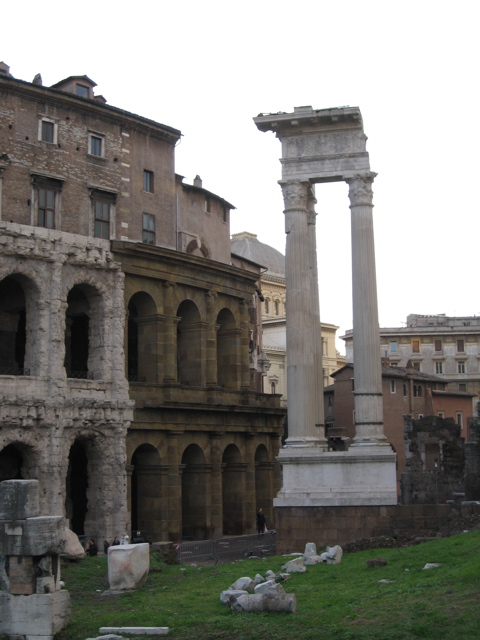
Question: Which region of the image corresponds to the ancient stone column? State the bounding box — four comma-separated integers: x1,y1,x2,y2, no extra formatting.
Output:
205,291,218,386
347,173,387,445
307,189,326,439
280,180,325,447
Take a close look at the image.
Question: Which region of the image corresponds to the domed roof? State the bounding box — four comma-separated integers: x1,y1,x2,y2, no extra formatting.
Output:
231,232,285,278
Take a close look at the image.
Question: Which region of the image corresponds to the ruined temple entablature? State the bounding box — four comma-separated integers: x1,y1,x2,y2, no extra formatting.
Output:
255,106,371,183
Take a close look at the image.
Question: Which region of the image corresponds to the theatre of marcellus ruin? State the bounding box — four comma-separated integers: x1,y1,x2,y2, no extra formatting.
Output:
0,62,285,543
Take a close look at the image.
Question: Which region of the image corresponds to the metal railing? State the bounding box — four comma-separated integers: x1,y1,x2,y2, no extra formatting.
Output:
176,532,276,565
0,367,30,376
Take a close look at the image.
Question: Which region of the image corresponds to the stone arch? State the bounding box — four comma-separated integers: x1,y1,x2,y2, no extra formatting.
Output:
65,433,106,537
222,443,244,535
181,444,208,540
177,300,202,386
0,442,37,481
216,308,239,389
127,292,158,382
131,443,162,540
0,273,41,376
64,282,105,380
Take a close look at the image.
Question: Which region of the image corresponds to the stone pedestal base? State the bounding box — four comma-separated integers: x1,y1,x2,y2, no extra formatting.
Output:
273,445,397,507
0,591,71,639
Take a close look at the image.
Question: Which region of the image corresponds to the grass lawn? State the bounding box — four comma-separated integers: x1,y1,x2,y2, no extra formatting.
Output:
56,531,480,640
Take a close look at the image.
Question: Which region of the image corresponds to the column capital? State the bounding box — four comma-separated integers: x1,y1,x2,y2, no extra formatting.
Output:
346,172,377,207
279,180,311,211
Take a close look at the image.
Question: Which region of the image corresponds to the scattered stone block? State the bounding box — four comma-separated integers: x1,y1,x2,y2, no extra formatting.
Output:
230,593,297,613
99,627,169,635
253,573,265,585
423,563,442,570
229,576,255,592
282,556,306,573
320,545,343,564
265,569,276,580
254,580,286,595
108,543,150,591
62,528,85,559
367,557,387,568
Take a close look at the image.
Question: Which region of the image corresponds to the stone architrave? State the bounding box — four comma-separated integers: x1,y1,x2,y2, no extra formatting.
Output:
254,106,397,506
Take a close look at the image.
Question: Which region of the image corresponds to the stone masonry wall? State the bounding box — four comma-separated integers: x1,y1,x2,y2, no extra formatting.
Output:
274,503,479,555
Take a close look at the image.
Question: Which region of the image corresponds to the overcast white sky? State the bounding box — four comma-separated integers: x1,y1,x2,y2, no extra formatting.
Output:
4,0,480,353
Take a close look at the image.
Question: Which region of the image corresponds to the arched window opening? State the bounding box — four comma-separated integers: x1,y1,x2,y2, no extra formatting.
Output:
222,444,243,535
131,444,162,541
181,444,208,540
0,277,28,375
0,444,24,481
177,300,202,386
65,287,90,379
65,441,88,536
217,308,238,389
127,292,157,383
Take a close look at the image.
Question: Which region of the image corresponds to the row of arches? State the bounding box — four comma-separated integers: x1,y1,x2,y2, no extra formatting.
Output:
0,273,245,387
0,436,276,542
0,273,107,379
127,291,245,388
130,440,274,541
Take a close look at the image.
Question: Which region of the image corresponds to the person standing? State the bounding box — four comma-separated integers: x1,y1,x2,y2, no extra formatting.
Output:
256,508,266,537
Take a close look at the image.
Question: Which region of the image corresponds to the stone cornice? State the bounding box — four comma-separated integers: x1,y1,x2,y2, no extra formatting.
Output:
0,75,181,144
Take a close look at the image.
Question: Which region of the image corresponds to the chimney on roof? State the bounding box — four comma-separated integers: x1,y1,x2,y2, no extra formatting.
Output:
193,175,202,188
32,73,42,85
0,62,11,76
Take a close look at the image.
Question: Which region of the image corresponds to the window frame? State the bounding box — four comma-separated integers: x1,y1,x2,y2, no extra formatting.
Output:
142,213,155,245
88,131,105,158
31,174,64,229
435,361,443,374
143,170,154,193
458,361,466,374
390,379,396,393
434,339,443,353
38,118,57,144
457,339,465,353
90,188,117,239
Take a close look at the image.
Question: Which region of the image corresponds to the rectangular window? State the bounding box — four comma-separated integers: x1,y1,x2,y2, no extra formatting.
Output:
205,196,211,213
435,361,443,374
390,341,397,353
38,187,56,228
412,340,420,353
413,362,420,371
457,339,465,352
32,174,63,229
94,199,110,238
142,213,155,245
435,339,442,352
459,383,467,392
390,379,396,393
438,411,445,418
456,412,463,428
143,170,154,193
88,132,105,157
41,120,55,143
76,84,89,98
458,361,466,374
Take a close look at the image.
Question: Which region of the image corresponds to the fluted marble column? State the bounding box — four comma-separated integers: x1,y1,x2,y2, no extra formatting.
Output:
347,173,387,445
281,180,326,447
307,188,326,441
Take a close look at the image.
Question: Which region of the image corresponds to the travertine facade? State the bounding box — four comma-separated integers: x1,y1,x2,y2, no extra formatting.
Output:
0,63,284,544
